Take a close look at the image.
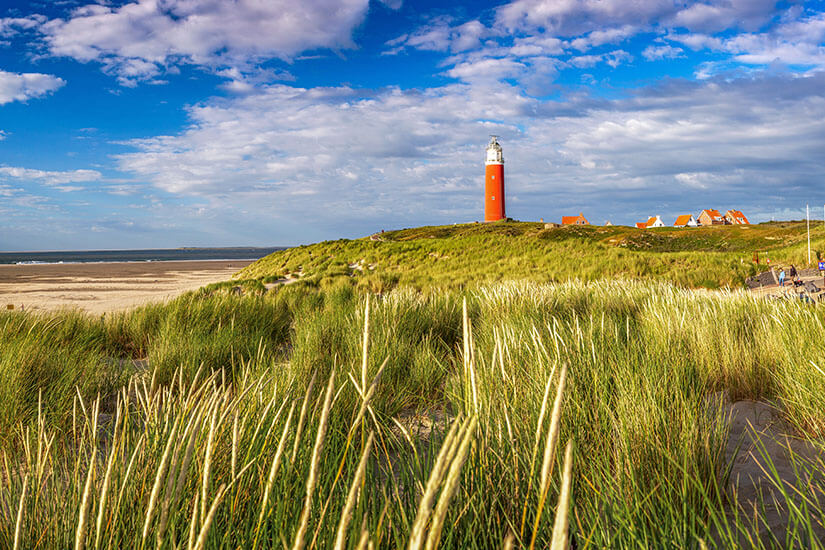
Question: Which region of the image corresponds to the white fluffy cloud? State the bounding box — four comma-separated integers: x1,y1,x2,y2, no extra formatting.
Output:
385,18,486,54
671,13,825,69
0,15,45,37
39,0,370,85
495,0,778,36
0,69,65,105
0,165,101,187
642,44,684,60
667,0,778,33
112,71,825,229
388,0,800,98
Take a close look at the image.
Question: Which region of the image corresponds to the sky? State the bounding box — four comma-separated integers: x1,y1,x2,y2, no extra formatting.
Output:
1,0,824,250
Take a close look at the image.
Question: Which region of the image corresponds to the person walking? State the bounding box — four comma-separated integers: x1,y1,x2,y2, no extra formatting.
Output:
778,268,786,287
790,264,798,283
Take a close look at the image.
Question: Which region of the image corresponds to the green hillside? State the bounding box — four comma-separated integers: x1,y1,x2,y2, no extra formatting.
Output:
238,220,825,290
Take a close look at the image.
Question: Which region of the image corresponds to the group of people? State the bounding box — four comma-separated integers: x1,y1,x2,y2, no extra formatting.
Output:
778,264,799,287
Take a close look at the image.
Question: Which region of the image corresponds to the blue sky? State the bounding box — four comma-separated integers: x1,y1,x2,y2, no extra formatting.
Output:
1,0,824,250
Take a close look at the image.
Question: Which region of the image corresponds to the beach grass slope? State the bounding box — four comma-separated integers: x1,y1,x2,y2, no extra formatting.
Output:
1,277,824,548
238,220,825,291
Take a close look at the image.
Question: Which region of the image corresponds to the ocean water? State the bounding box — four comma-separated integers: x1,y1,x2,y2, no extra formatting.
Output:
0,247,285,265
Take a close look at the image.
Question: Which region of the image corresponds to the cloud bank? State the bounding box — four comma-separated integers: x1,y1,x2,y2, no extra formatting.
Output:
39,0,370,85
0,69,64,104
114,70,825,229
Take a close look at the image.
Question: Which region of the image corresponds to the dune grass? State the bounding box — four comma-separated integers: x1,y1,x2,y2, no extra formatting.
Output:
238,220,825,292
0,279,824,547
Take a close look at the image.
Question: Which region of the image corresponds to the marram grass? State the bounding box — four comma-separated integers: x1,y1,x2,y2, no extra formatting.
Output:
0,279,824,548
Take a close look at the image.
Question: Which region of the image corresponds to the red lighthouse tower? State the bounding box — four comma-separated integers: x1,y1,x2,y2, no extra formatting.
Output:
484,136,505,222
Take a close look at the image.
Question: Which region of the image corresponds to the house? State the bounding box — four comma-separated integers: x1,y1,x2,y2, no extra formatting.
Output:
635,222,647,229
645,216,665,228
604,220,613,226
561,212,589,225
673,214,698,227
725,210,750,225
697,209,726,226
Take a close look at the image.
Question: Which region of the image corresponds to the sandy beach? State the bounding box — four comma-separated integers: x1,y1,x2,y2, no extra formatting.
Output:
0,260,251,315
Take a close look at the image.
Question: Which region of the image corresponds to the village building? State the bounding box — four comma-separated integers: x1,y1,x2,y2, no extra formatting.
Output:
645,216,665,228
673,214,698,227
697,209,726,226
562,212,589,225
725,210,750,225
635,222,647,229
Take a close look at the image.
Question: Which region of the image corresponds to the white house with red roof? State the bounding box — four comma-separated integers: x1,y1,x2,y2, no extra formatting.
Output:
645,216,665,228
673,214,698,227
697,209,726,226
724,210,750,225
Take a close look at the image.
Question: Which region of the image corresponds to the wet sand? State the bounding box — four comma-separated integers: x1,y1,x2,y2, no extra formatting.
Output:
0,260,252,315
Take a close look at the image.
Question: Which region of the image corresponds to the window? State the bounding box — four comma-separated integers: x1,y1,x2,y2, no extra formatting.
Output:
491,175,495,179
491,196,495,200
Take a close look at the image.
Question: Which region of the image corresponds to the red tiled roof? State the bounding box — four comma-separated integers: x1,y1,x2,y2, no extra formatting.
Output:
635,222,647,229
726,210,750,224
674,214,692,226
561,213,589,225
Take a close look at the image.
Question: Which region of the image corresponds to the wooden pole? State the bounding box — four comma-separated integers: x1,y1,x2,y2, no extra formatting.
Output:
807,203,811,265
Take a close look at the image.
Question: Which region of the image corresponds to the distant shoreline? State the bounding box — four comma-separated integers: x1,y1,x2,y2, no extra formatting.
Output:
0,246,285,265
8,257,271,266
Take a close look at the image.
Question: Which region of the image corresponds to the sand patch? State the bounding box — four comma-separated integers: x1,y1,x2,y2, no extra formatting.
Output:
716,396,825,546
0,260,253,315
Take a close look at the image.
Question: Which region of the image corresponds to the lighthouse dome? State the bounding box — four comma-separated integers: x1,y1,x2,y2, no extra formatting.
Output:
485,136,503,164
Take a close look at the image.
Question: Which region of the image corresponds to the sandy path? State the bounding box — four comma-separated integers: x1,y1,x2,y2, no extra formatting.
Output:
748,272,825,300
0,260,252,315
717,397,825,546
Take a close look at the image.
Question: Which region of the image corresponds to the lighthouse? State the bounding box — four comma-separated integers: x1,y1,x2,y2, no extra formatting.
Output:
484,136,505,222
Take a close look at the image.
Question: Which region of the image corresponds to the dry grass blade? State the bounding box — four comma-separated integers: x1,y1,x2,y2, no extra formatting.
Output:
530,362,568,550
171,414,204,520
424,416,478,550
253,401,297,550
540,363,567,491
141,421,179,545
193,484,228,550
108,434,145,548
200,402,219,522
157,409,201,547
461,297,479,414
349,357,388,437
186,493,200,550
232,411,240,480
520,371,555,537
355,529,370,550
291,369,318,465
407,416,464,550
502,531,515,550
292,370,336,550
334,431,375,550
13,474,28,550
75,429,98,550
362,295,370,394
94,423,120,549
550,440,573,550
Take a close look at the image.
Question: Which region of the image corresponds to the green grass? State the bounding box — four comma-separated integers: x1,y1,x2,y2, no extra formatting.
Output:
238,220,825,292
1,279,824,548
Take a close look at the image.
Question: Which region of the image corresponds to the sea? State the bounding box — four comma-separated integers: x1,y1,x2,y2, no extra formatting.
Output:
0,247,286,265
